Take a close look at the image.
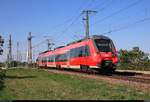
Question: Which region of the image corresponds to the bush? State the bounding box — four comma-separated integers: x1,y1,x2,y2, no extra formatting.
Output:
118,62,150,71
0,69,5,90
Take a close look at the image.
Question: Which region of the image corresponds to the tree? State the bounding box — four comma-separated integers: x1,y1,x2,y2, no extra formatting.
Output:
118,47,150,70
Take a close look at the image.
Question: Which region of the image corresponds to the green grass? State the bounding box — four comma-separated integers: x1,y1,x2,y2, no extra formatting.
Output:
0,68,150,100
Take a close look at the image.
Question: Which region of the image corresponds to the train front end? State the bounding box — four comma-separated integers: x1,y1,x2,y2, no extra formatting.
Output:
92,35,118,71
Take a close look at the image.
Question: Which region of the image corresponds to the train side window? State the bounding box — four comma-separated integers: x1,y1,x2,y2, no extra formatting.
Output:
52,55,55,62
44,57,47,62
54,55,56,62
58,54,62,61
70,48,75,58
55,54,67,62
50,56,52,62
66,51,70,60
63,53,67,61
51,56,54,62
55,55,59,62
84,45,90,56
48,56,50,62
42,58,44,62
78,47,83,57
48,56,52,62
40,58,42,62
70,46,89,58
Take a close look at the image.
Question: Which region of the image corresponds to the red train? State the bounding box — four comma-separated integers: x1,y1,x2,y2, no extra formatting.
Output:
36,35,118,72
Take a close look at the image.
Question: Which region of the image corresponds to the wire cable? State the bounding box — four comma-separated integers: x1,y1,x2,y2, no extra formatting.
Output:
101,16,150,34
92,0,141,26
55,0,96,45
93,0,113,12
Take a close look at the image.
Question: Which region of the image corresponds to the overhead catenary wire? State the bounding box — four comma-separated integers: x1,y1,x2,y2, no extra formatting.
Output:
49,1,87,30
92,0,141,26
60,0,96,35
71,0,114,40
101,16,150,34
83,0,96,10
61,13,83,35
50,0,94,34
92,0,113,12
54,0,96,45
32,39,48,49
34,0,92,38
91,0,108,10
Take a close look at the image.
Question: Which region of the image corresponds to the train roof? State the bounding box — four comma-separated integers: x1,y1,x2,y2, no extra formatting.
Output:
92,35,110,40
66,35,111,46
39,50,49,54
54,46,65,50
38,35,111,54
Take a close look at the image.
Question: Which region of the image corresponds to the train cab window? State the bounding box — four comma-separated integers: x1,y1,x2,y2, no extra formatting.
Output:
94,39,112,52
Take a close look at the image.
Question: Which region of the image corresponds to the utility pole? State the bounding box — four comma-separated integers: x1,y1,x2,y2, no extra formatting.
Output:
17,42,19,61
43,36,54,51
82,10,97,39
47,39,54,51
47,39,51,51
7,34,12,67
0,35,4,55
27,32,33,65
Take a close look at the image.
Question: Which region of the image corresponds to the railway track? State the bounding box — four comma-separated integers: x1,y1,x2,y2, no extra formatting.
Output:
110,71,150,84
107,75,150,84
42,67,150,85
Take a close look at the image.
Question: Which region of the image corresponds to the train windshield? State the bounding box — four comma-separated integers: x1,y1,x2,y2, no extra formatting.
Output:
94,39,113,52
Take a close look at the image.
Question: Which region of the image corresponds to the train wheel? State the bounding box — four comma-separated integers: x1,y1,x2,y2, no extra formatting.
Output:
44,65,47,69
80,65,84,71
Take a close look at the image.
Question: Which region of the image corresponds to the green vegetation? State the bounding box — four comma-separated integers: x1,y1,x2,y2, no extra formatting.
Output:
118,47,150,71
0,68,150,100
3,61,33,68
0,69,5,90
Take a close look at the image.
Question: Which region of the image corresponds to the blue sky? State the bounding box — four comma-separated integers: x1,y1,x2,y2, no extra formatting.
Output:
0,0,150,62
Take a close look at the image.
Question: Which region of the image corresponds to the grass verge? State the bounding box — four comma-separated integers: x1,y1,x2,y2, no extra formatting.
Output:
0,68,150,100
